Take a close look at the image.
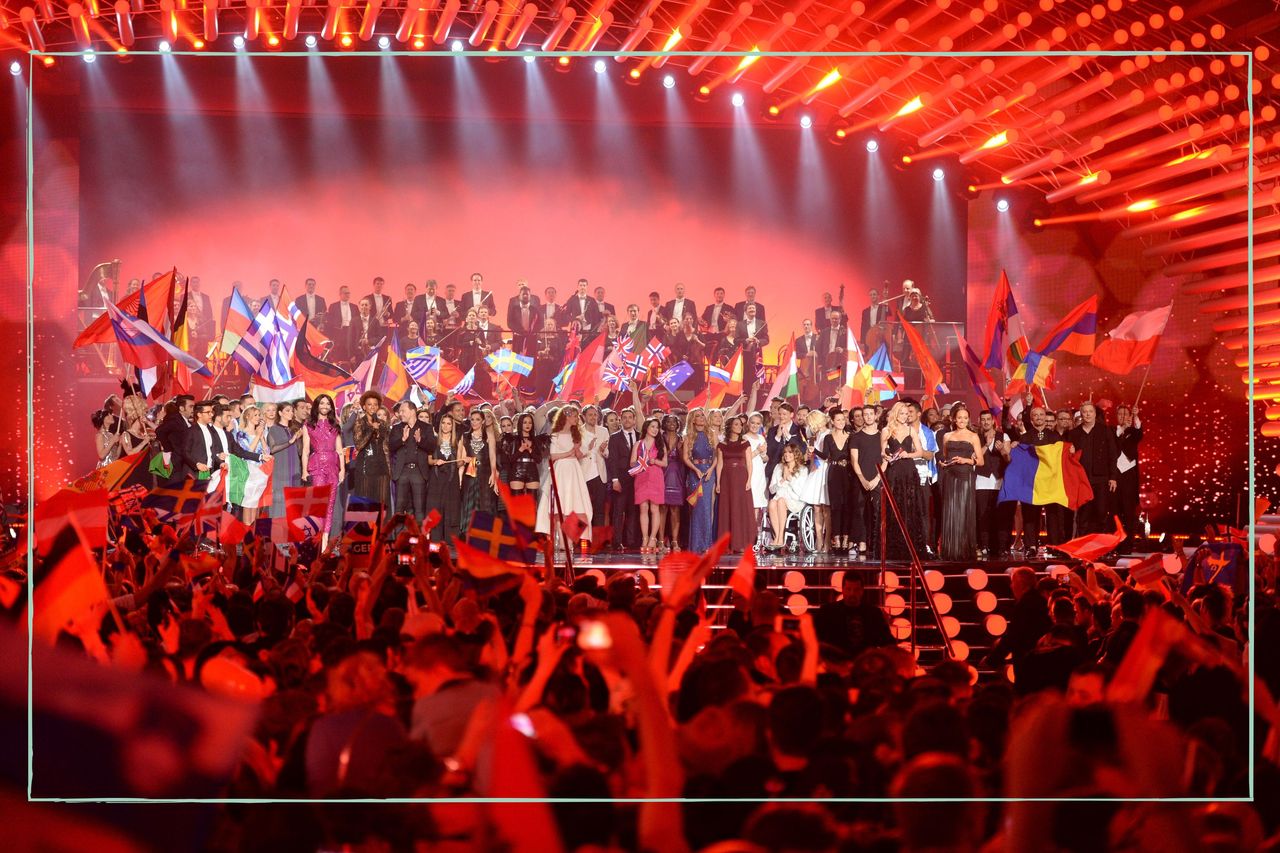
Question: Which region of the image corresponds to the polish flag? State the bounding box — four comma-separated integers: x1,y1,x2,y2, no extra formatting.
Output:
1089,304,1172,375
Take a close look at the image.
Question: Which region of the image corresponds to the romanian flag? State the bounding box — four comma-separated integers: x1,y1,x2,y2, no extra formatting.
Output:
1090,303,1172,375
1035,294,1098,357
73,270,177,348
997,443,1094,509
982,269,1029,372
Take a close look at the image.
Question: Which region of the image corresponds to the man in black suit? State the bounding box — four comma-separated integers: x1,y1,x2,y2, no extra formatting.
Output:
156,394,195,483
561,279,601,335
860,287,886,348
795,318,824,407
507,283,541,355
390,401,436,520
644,291,664,333
700,286,733,336
413,280,447,329
220,280,246,337
440,283,462,328
263,278,283,311
1114,404,1143,551
733,286,767,326
459,272,497,318
593,285,615,323
326,286,356,363
607,407,642,550
348,298,384,368
540,286,562,331
183,401,268,485
475,306,504,352
392,282,419,331
765,402,804,482
815,292,839,331
736,302,769,406
186,277,215,360
818,309,849,398
661,281,696,328
294,278,327,331
362,277,393,324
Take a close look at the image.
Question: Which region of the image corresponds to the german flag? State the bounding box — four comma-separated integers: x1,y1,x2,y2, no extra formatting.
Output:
25,518,109,644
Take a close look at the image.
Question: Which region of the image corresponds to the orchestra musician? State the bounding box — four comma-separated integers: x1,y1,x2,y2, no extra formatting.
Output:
675,314,707,395
815,292,839,331
795,319,823,407
507,283,541,355
293,277,326,332
662,282,697,328
821,308,850,398
860,286,887,351
622,303,648,350
736,303,768,406
440,283,462,329
562,279,602,335
532,317,565,398
362,277,393,324
187,275,215,359
459,272,498,318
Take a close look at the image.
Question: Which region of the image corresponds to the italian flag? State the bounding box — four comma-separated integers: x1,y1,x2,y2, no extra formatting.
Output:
227,456,274,509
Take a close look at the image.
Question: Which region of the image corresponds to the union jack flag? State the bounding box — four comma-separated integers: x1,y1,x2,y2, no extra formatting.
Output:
602,362,631,390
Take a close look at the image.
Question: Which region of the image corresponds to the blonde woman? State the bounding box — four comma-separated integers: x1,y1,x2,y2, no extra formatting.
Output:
744,411,769,521
536,406,593,559
766,444,809,552
798,408,831,552
233,404,269,525
683,409,717,552
707,408,726,446
880,401,928,559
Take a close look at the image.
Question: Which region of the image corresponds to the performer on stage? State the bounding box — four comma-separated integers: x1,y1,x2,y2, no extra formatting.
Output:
581,405,610,533
390,401,435,521
536,406,593,559
660,414,686,552
460,409,500,533
565,279,602,336
1066,402,1119,536
766,443,808,553
350,391,390,507
1014,403,1067,550
300,394,344,553
733,285,767,325
683,408,717,553
662,282,696,328
701,286,733,339
362,276,393,324
507,283,540,355
823,409,856,553
1114,404,1143,551
938,405,983,562
501,412,545,500
851,404,883,559
975,408,1012,559
425,413,463,543
632,417,667,555
880,401,927,560
459,272,497,318
607,407,641,550
716,415,758,555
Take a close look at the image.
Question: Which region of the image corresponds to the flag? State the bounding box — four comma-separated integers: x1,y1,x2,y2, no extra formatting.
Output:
1034,294,1098,357
686,481,704,507
219,287,255,356
229,297,275,375
452,537,529,597
381,337,413,403
867,342,902,402
724,346,745,397
67,447,147,493
101,292,209,374
956,334,1002,420
602,361,632,392
25,519,109,645
708,363,731,387
107,484,149,518
226,456,274,509
496,479,537,531
560,333,606,401
656,361,694,394
214,512,251,545
405,345,441,382
485,348,534,376
249,375,306,403
1126,553,1166,588
292,318,355,399
728,547,756,601
893,306,949,407
465,511,537,564
1006,350,1057,395
451,366,476,396
1090,303,1173,375
763,336,798,402
33,489,110,557
142,477,208,524
343,496,382,531
643,337,669,368
73,271,177,347
997,443,1094,510
1054,517,1125,562
284,483,333,542
982,270,1029,371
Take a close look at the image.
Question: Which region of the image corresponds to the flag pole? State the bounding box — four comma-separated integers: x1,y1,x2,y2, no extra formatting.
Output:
1130,298,1176,411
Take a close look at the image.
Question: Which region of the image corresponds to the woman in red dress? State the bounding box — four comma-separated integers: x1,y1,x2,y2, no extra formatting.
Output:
715,415,757,554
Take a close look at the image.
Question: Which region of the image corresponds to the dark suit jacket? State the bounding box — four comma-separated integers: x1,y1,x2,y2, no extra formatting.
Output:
391,299,417,329
156,412,192,481
606,429,639,486
622,320,648,350
506,297,542,348
765,423,804,481
733,300,767,324
361,293,394,323
326,301,357,337
347,316,384,363
459,290,498,317
1116,425,1142,472
595,301,616,320
182,422,261,480
701,302,734,333
795,333,823,362
559,295,602,333
661,298,697,326
475,323,504,351
294,293,327,328
389,420,437,480
412,294,446,326
735,318,770,349
815,305,839,330
861,304,889,342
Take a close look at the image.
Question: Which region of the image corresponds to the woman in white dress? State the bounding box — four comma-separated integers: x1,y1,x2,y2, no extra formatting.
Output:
535,406,593,560
744,411,769,521
766,444,809,552
798,409,831,552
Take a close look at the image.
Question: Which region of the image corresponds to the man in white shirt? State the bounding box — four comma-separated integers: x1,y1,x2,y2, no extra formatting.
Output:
1114,404,1143,551
326,286,356,363
593,286,615,322
294,278,326,330
460,272,497,317
663,282,696,327
362,277,393,323
565,279,601,334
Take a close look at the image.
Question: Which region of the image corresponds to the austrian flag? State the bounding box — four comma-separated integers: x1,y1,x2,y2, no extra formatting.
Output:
1090,304,1173,375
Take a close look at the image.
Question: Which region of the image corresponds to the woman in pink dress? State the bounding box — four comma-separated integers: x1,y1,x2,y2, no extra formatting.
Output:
301,394,345,553
631,417,667,554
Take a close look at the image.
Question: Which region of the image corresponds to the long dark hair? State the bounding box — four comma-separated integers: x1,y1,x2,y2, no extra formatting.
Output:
639,417,666,461
309,394,339,429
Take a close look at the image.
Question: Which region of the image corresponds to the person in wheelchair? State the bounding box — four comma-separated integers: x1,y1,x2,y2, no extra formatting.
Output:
765,443,809,553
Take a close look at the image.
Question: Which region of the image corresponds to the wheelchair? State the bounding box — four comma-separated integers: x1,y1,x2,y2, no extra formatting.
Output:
755,503,817,554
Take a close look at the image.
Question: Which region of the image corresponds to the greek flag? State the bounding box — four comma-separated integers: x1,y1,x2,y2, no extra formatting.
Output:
405,345,440,381
451,366,475,396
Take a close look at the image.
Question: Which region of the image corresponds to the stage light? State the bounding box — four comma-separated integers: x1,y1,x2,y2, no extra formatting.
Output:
450,39,463,51
233,34,245,48
267,34,280,47
192,38,205,48
662,74,674,89
626,65,638,76
523,51,534,63
996,198,1010,212
159,40,172,51
305,34,317,47
340,33,353,47
413,37,425,49
42,56,55,66
378,35,390,49
901,154,912,164
731,91,744,107
9,61,21,76
865,138,879,152
932,167,944,181
82,49,96,63
800,114,812,129
593,59,605,74
1126,198,1158,212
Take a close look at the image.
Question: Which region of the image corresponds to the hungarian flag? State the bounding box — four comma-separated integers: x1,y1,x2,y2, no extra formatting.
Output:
26,518,110,645
73,270,178,348
764,334,798,402
1090,304,1172,375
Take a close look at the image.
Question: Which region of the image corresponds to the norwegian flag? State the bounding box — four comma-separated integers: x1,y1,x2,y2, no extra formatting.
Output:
643,337,669,368
622,351,648,379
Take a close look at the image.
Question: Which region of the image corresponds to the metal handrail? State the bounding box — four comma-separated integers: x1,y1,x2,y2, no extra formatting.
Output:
875,460,954,659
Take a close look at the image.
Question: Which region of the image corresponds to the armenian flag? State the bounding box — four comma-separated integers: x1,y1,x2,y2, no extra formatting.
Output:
1034,294,1098,357
997,443,1094,509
